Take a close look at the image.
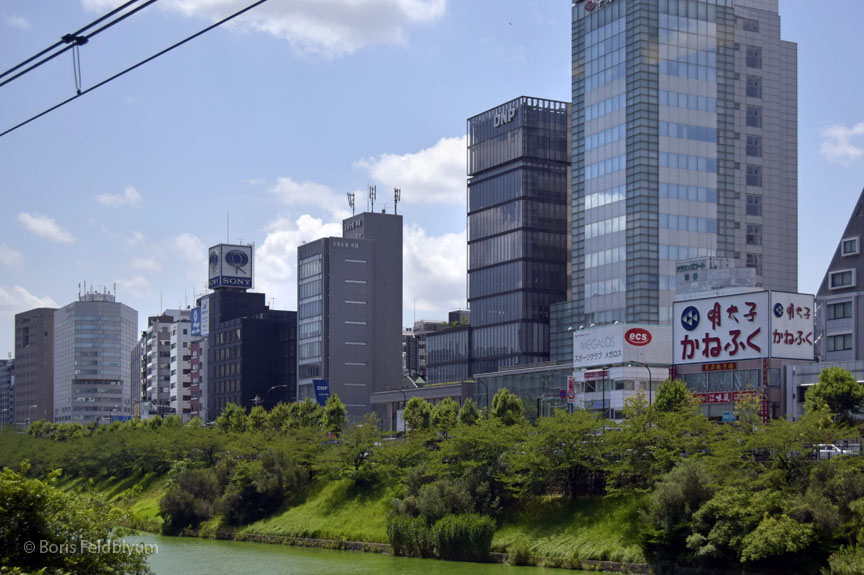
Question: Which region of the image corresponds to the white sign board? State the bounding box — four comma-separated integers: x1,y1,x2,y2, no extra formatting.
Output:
208,243,254,289
769,292,815,360
673,291,814,365
199,295,210,338
573,324,672,369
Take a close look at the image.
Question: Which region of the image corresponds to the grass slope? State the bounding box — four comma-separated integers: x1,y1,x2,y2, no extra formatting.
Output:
493,495,646,564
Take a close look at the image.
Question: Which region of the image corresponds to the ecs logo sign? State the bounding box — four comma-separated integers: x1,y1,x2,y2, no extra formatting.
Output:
625,328,652,347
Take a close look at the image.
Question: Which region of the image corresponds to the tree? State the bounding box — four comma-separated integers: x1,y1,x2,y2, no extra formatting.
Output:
653,379,692,413
296,397,324,429
806,366,864,425
215,403,247,433
457,397,481,426
403,397,432,434
268,402,293,431
431,398,459,435
491,388,524,426
247,405,268,432
323,392,348,434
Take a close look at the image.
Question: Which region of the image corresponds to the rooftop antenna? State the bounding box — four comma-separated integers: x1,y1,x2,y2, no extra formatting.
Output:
78,282,81,298
113,282,116,299
347,192,355,216
394,188,401,215
368,184,376,212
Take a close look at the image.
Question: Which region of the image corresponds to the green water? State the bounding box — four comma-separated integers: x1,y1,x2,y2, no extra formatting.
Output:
129,533,603,575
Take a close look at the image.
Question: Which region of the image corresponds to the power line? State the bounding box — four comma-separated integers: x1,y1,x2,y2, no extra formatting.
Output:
0,0,159,91
0,0,269,140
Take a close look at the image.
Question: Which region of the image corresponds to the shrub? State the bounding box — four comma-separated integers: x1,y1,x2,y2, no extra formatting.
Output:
433,513,496,562
825,546,864,575
386,515,434,558
508,537,535,566
159,461,221,535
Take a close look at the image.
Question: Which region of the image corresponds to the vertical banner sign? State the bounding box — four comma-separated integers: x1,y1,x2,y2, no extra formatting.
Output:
200,295,210,338
313,379,331,407
190,307,202,337
567,376,576,413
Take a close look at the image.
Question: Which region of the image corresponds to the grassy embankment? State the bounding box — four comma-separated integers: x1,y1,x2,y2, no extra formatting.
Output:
60,472,644,564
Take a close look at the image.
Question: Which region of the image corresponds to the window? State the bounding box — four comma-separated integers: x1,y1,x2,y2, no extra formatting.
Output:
830,269,855,289
746,194,762,216
746,76,762,98
746,224,762,246
742,18,760,32
746,46,762,69
746,135,762,157
746,105,762,128
746,253,761,274
827,301,853,320
827,334,853,352
746,165,762,187
842,237,860,256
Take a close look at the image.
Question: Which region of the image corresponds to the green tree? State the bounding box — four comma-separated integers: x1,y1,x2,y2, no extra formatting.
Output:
403,397,432,434
491,388,524,426
215,403,247,433
296,397,324,428
457,397,481,426
247,405,268,432
653,379,692,413
431,397,459,435
0,463,151,574
806,366,864,425
268,402,293,431
323,392,348,434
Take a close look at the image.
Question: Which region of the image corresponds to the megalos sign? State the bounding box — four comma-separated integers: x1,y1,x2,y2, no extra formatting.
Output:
573,323,671,369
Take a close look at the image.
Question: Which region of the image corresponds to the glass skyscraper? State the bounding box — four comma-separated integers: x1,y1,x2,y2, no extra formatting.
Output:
467,97,570,375
552,0,797,362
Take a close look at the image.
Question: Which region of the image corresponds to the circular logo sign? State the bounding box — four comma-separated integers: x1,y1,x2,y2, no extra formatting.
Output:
681,306,700,331
625,328,652,346
773,303,784,318
584,0,595,11
208,250,219,266
224,250,249,271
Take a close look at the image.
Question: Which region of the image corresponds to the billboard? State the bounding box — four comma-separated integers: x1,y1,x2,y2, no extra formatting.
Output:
190,306,202,337
199,295,210,338
572,324,672,369
313,379,331,407
673,291,814,365
208,244,254,289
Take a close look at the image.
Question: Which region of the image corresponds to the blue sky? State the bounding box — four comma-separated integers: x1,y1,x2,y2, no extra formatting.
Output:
0,0,861,357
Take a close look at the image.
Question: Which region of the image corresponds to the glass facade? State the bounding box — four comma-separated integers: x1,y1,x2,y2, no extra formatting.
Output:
467,97,570,375
297,240,326,401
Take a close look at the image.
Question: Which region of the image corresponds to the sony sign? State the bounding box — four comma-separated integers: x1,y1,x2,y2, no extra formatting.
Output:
493,107,517,128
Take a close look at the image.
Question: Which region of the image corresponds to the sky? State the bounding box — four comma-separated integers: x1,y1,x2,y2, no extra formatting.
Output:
0,0,862,358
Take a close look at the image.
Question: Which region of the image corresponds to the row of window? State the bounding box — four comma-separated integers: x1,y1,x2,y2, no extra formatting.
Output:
471,292,559,327
660,183,717,203
660,42,718,68
468,168,567,213
746,135,762,157
299,299,322,320
585,61,627,92
659,59,717,82
584,124,625,150
585,215,626,239
472,322,549,359
469,230,567,269
660,213,718,233
214,346,239,361
746,194,762,216
659,4,719,25
827,334,853,353
298,362,321,380
299,321,321,339
660,244,716,261
298,257,322,280
660,90,717,113
583,13,624,48
468,261,566,300
830,270,855,289
660,121,717,143
585,185,625,210
585,154,626,181
746,224,762,246
469,199,567,241
584,93,626,123
585,43,625,77
299,341,321,360
659,152,717,173
827,301,853,320
585,246,626,269
299,279,322,299
585,277,626,298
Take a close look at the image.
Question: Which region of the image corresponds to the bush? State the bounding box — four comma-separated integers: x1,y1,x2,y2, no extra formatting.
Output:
825,546,864,575
508,537,535,566
386,515,434,558
433,513,496,562
159,461,221,535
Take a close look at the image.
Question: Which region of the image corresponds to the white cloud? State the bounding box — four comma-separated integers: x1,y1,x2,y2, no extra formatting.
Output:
98,186,142,207
173,233,205,263
17,213,75,243
131,256,162,273
268,177,352,220
403,224,465,319
125,231,148,247
115,276,153,299
81,0,446,58
0,244,23,266
0,286,57,317
255,214,343,309
3,14,30,29
355,136,466,205
821,122,864,165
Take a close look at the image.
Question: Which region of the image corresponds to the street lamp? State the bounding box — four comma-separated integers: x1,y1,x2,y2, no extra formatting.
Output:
629,360,654,406
535,393,561,419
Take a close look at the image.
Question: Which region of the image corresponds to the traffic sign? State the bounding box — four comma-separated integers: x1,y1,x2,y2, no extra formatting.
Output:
567,390,576,401
559,389,567,400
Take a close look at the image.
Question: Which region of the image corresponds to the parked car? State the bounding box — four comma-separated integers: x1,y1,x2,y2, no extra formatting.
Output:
816,444,853,460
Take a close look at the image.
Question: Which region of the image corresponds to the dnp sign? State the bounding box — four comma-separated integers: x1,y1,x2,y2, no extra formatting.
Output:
313,379,331,407
493,107,517,128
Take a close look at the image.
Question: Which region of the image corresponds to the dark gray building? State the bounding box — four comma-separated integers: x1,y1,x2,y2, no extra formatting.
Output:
14,307,55,426
467,97,570,376
297,211,402,420
553,0,797,362
0,359,13,427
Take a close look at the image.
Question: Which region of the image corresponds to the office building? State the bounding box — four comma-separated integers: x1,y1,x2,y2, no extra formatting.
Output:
53,289,138,424
138,310,187,418
403,320,447,380
14,308,55,426
467,97,570,375
0,359,13,427
553,0,797,362
298,211,402,420
169,313,193,417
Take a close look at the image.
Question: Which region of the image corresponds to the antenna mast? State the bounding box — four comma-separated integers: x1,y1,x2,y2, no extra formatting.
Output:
347,192,355,216
368,185,376,212
394,188,401,215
